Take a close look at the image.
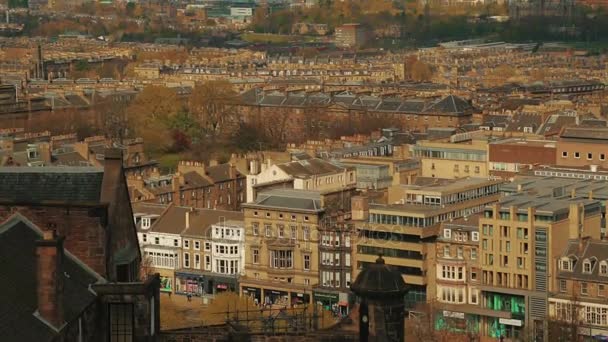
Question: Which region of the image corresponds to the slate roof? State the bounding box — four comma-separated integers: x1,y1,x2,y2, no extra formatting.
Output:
0,217,101,342
422,95,474,115
536,114,576,136
504,113,543,133
205,163,241,183
277,158,345,178
557,239,608,282
182,171,211,189
148,205,243,237
245,189,323,212
560,127,608,141
239,89,474,116
0,167,104,204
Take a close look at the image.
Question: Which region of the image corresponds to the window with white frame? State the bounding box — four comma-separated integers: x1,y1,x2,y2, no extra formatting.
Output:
205,255,211,270
252,249,260,264
184,240,190,249
291,226,297,239
194,254,200,269
600,261,608,275
270,250,293,269
469,288,479,304
439,286,466,304
303,254,310,271
183,252,190,268
443,229,451,239
472,232,479,241
585,305,608,326
439,265,465,281
204,242,211,251
583,259,593,273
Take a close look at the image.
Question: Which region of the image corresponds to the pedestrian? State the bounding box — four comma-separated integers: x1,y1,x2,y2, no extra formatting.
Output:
187,293,192,302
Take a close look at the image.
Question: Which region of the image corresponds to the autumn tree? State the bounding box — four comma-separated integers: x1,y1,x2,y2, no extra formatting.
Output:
126,85,182,153
410,60,434,82
188,80,238,142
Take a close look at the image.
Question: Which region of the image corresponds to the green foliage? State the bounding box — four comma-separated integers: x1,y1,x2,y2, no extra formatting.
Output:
8,0,27,8
75,60,90,72
168,111,203,144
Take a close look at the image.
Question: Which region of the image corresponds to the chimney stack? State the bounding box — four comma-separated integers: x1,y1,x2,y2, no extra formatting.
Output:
36,230,64,328
100,148,123,205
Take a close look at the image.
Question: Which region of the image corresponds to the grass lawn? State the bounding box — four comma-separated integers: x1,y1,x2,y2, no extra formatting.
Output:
156,153,182,172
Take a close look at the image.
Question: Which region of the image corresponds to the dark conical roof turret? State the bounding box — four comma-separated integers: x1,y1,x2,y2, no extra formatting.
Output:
350,255,408,300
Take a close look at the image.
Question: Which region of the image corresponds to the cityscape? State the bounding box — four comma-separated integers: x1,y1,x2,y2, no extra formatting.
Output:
0,0,608,341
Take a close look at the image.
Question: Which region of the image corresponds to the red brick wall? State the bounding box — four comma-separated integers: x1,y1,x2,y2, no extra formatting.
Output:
0,206,108,277
489,143,556,165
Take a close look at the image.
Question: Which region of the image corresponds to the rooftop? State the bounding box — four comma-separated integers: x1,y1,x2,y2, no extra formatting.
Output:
0,167,104,204
244,189,323,212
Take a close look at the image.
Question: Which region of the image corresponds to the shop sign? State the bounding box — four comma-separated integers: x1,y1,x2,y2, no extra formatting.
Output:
314,292,339,301
217,284,228,289
499,318,522,327
443,310,465,319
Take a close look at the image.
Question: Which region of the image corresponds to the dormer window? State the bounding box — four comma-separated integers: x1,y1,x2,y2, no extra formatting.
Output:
600,261,608,276
561,257,572,271
141,217,151,229
583,258,595,274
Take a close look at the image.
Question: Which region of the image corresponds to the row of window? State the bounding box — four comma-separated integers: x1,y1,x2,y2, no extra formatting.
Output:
559,279,606,297
182,252,211,270
437,287,479,305
443,245,477,260
252,211,311,221
320,271,351,288
554,301,608,326
561,151,606,161
252,223,311,240
443,229,479,242
561,257,608,276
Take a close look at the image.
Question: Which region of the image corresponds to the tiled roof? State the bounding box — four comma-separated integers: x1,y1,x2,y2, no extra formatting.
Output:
0,218,100,341
0,167,104,203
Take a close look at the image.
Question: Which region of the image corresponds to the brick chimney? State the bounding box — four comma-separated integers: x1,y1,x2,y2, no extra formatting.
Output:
100,148,123,205
36,230,64,328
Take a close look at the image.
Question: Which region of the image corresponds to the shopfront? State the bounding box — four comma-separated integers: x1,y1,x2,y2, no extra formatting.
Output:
290,292,311,306
175,271,205,296
264,289,289,306
159,276,173,293
205,274,238,295
242,287,262,305
314,291,339,310
486,317,524,340
434,310,479,334
313,290,350,316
